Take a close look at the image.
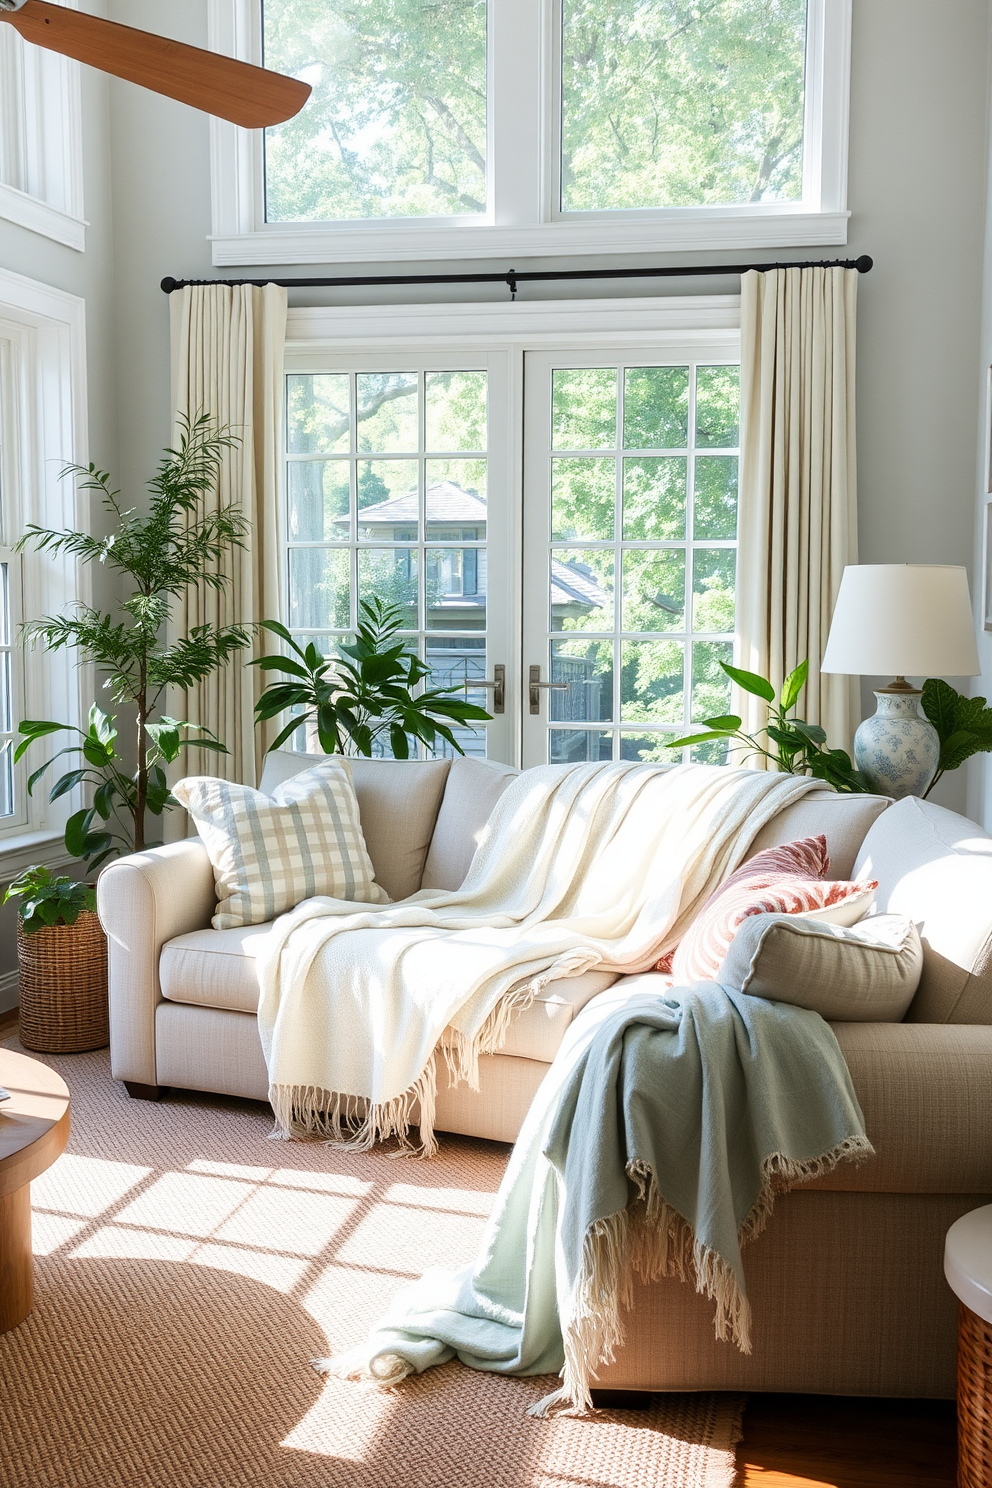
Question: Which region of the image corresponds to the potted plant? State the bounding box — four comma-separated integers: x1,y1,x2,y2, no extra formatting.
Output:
3,868,106,1052
10,415,253,1046
252,596,492,757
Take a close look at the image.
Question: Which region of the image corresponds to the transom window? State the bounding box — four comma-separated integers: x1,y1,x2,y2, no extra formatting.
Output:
210,0,850,263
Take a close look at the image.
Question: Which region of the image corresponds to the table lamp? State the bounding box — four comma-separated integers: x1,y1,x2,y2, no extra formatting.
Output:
821,564,980,798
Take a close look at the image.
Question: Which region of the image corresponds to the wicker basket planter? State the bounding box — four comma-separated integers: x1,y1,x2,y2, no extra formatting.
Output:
16,909,109,1053
958,1302,992,1488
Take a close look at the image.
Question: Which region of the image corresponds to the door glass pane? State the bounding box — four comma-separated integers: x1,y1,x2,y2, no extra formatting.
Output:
693,457,738,540
263,0,488,222
286,374,351,453
551,639,614,722
560,0,807,212
695,366,741,447
620,639,684,724
552,369,617,450
288,461,350,541
622,457,685,540
358,460,419,533
623,367,689,449
552,549,614,632
358,548,418,627
550,729,613,763
622,550,685,633
425,372,487,452
552,458,615,541
356,374,418,452
289,547,350,630
425,459,487,538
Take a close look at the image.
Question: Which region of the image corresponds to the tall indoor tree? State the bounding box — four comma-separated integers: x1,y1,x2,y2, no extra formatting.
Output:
16,414,253,865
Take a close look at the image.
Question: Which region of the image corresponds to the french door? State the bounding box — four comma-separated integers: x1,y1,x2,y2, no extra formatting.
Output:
520,349,741,769
282,322,740,770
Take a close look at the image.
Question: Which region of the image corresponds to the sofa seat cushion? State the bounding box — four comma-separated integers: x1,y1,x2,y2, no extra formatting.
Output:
489,969,619,1062
160,924,272,1015
161,927,618,1062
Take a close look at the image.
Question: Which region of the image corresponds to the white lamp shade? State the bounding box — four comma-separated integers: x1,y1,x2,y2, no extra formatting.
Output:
821,564,980,678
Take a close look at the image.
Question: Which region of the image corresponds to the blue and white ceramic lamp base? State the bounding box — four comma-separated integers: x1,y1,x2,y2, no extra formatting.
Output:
852,688,939,800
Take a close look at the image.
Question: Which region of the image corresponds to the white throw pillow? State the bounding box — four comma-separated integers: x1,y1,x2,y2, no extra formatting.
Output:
173,758,388,930
717,911,923,1022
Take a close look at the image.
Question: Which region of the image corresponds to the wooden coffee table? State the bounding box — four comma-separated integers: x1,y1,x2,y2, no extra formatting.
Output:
0,1048,70,1332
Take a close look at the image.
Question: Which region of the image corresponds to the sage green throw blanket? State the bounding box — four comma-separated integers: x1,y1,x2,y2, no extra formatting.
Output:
326,977,872,1412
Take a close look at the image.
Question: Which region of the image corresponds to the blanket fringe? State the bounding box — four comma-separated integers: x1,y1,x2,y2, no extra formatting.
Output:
314,1347,414,1386
443,960,596,1093
268,1054,440,1158
534,1133,874,1417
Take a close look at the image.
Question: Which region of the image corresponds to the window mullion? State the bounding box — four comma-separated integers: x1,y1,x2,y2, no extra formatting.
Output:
490,0,546,227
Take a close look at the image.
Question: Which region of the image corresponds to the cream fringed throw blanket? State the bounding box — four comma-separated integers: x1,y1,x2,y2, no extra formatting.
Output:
257,761,820,1152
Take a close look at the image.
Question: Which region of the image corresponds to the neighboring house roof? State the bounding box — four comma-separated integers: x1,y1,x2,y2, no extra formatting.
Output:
349,481,488,526
551,557,607,611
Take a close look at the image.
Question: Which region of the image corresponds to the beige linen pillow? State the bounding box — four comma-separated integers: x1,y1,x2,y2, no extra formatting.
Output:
173,757,388,930
718,911,923,1021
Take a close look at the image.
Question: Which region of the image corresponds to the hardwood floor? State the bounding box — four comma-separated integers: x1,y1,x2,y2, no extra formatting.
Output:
737,1394,957,1487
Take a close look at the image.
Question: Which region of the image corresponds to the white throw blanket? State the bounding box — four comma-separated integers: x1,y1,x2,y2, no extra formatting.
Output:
257,761,820,1152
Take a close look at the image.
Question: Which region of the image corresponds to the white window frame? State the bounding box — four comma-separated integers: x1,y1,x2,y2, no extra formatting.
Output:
0,267,87,871
0,0,86,251
285,295,739,766
209,0,850,267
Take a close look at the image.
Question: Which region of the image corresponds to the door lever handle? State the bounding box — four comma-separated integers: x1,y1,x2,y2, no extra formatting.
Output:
528,664,567,715
462,663,505,714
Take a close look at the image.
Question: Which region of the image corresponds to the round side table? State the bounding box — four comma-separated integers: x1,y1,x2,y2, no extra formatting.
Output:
0,1048,70,1332
945,1205,992,1488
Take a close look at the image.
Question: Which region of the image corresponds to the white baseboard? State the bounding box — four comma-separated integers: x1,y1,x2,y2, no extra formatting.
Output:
0,966,19,1015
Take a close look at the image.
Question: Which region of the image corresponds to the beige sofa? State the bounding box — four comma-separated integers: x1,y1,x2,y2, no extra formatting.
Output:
97,754,992,1399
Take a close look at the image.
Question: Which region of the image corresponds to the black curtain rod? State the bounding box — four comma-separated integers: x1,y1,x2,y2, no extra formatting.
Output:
160,254,872,297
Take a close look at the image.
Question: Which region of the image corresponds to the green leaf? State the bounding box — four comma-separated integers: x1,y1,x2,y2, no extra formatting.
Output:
389,723,410,759
49,768,88,803
920,678,960,742
64,808,95,858
779,660,809,712
720,662,776,703
267,717,307,753
699,714,742,731
791,719,828,744
665,730,735,748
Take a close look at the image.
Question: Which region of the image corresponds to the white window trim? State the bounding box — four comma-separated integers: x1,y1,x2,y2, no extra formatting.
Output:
0,1,86,252
0,266,87,863
209,0,849,267
285,295,740,767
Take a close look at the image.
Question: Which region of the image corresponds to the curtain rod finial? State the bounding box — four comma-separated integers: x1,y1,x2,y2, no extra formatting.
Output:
161,276,178,294
855,255,873,273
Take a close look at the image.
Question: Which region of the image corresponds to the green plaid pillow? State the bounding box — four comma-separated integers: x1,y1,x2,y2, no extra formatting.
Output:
173,758,388,929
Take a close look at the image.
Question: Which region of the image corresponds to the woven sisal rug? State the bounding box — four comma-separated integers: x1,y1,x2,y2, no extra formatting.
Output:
0,1038,744,1488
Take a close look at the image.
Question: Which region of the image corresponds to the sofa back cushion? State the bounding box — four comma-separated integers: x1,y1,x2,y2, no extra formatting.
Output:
745,789,891,880
421,756,519,890
853,795,992,1024
258,751,451,901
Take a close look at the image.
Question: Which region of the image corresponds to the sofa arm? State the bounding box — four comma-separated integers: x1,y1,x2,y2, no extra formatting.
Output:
97,839,215,1086
808,1021,992,1195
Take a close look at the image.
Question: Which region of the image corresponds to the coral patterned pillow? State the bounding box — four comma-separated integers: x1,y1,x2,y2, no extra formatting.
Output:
665,834,878,985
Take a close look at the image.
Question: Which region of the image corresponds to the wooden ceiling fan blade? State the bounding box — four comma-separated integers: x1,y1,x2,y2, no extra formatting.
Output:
0,1,310,128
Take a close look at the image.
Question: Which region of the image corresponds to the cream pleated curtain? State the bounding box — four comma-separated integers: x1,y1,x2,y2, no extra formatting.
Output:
170,282,288,788
735,265,861,760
